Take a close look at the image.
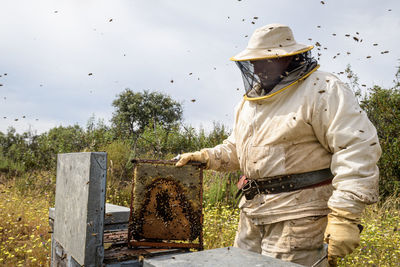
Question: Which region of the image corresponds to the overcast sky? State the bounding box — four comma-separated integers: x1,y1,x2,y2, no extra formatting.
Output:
0,0,399,134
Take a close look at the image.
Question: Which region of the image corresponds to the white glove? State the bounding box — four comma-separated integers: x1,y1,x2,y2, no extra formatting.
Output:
175,150,209,168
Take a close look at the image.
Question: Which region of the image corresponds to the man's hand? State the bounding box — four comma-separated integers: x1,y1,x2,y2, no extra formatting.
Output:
175,150,209,168
324,208,362,266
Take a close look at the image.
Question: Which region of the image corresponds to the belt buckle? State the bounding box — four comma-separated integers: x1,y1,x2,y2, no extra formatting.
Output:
242,179,261,195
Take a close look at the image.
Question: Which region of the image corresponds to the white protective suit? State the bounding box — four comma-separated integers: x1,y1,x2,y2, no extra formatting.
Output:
202,69,381,263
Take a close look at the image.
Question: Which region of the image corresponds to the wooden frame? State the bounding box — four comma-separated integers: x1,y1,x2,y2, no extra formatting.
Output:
128,159,204,251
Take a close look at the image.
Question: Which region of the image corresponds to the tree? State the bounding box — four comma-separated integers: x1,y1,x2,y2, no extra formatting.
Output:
85,115,113,151
360,86,400,199
111,89,183,139
345,65,400,198
34,125,87,170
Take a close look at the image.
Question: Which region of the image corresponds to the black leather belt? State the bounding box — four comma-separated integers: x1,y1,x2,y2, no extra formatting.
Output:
237,168,333,201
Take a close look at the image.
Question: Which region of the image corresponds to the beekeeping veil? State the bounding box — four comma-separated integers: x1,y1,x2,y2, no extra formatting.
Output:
231,23,319,100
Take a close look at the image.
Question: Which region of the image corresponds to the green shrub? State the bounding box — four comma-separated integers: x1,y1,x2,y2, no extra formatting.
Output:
203,170,239,207
346,65,400,199
99,140,133,207
360,86,400,198
100,140,133,181
84,115,114,151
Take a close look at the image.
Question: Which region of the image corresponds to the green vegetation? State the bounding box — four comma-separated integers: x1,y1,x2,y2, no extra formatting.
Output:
360,86,400,199
111,89,183,140
345,65,400,199
1,69,400,267
1,177,399,267
0,174,54,266
341,197,400,266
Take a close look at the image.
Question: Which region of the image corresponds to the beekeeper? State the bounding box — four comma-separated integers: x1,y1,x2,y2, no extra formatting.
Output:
176,23,381,267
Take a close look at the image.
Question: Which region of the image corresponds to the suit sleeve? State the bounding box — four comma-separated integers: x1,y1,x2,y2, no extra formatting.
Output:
311,77,381,214
203,101,243,172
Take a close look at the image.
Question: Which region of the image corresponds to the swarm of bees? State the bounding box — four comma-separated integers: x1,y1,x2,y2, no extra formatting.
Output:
2,3,396,128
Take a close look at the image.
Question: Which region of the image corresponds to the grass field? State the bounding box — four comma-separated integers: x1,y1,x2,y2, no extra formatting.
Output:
0,172,399,266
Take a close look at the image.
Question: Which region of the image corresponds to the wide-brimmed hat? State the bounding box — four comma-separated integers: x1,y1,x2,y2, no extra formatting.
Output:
230,23,313,61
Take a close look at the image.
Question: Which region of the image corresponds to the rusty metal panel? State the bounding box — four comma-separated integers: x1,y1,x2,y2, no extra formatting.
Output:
128,160,203,248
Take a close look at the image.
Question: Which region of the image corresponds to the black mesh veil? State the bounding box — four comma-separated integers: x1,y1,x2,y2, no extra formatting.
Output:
236,51,318,98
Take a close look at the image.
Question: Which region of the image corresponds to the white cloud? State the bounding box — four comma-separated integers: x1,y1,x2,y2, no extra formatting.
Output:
0,0,399,134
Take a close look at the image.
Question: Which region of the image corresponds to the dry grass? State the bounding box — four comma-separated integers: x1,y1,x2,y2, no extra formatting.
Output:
202,198,400,267
0,173,399,266
0,183,52,266
340,196,400,266
203,204,239,249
